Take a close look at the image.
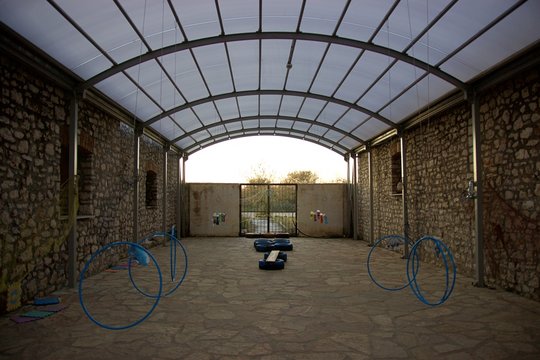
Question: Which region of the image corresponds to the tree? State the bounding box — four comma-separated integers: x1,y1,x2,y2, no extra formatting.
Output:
282,170,319,184
247,164,274,184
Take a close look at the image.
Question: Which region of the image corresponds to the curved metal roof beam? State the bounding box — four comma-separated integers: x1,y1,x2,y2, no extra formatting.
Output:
170,115,365,144
146,89,395,128
183,127,349,156
81,32,466,92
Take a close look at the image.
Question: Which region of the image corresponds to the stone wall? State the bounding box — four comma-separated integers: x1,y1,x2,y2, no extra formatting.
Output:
0,53,182,313
357,67,539,301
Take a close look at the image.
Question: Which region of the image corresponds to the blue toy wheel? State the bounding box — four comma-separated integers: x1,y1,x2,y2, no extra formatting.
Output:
273,243,293,251
259,259,285,270
78,241,163,330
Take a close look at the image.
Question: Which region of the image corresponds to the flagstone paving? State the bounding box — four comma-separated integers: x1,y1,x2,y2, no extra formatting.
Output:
1,237,539,359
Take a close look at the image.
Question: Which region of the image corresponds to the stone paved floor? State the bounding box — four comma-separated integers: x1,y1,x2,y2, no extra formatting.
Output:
1,237,539,359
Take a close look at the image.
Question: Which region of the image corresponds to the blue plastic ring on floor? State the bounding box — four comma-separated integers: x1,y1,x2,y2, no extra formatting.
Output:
78,241,163,330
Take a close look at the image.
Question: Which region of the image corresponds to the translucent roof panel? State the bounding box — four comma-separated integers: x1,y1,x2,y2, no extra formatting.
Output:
316,103,349,126
337,0,395,42
228,40,259,91
214,98,240,120
174,109,202,133
2,0,538,156
279,96,305,117
310,44,362,97
159,51,209,102
118,0,182,50
219,0,259,34
260,95,282,115
192,44,234,95
286,40,328,92
262,0,303,32
0,1,111,79
192,102,221,126
171,0,220,40
297,98,327,120
300,0,348,35
237,96,259,117
441,1,540,82
261,40,291,89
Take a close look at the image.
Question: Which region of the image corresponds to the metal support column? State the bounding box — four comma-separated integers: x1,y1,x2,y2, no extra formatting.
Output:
471,91,485,287
352,152,359,240
345,154,352,237
162,145,170,234
176,154,182,238
67,94,78,288
133,126,142,243
368,147,374,246
400,133,410,258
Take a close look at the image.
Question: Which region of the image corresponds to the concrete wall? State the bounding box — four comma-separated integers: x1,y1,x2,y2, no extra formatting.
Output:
356,67,540,301
297,184,346,238
189,183,240,236
188,183,347,237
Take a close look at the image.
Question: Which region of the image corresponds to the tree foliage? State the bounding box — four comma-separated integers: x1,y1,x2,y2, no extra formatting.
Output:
247,164,274,184
282,170,319,184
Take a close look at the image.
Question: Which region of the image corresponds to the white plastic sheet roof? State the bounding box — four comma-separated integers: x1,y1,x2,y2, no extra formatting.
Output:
1,0,539,155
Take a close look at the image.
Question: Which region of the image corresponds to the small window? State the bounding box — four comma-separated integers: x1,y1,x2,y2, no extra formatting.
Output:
60,145,94,217
391,152,402,194
146,170,158,208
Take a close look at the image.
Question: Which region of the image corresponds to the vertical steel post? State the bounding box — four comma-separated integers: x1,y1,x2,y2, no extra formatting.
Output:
400,133,410,258
344,154,353,237
471,91,485,287
368,147,374,246
176,154,182,238
352,152,359,240
67,94,78,288
133,126,142,243
162,145,170,234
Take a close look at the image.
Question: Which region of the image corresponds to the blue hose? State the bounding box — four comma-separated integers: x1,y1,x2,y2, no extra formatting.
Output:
78,241,163,330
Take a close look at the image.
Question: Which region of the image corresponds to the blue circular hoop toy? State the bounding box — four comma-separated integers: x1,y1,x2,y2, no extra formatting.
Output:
78,241,163,330
367,234,417,291
406,236,456,306
129,232,188,299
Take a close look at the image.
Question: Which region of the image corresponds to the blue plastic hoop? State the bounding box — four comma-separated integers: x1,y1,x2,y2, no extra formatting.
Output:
78,241,163,330
129,232,188,298
367,234,417,291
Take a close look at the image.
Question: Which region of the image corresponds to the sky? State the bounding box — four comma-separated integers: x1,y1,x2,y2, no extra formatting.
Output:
184,136,348,183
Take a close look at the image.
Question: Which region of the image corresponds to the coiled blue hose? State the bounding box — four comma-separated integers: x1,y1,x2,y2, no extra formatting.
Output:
78,242,163,330
367,235,456,306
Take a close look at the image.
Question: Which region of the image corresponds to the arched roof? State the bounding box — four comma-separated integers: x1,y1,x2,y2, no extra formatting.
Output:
1,0,539,156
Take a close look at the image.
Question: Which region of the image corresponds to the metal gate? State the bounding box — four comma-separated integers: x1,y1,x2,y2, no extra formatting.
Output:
240,184,297,235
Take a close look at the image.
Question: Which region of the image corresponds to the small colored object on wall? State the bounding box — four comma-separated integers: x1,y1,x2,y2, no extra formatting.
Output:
213,212,226,225
310,210,328,224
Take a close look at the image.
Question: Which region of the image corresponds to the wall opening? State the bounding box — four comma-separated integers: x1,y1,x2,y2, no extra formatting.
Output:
145,170,158,208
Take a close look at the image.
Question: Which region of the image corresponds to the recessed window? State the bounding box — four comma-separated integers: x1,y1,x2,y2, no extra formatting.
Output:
146,170,158,208
391,152,402,194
